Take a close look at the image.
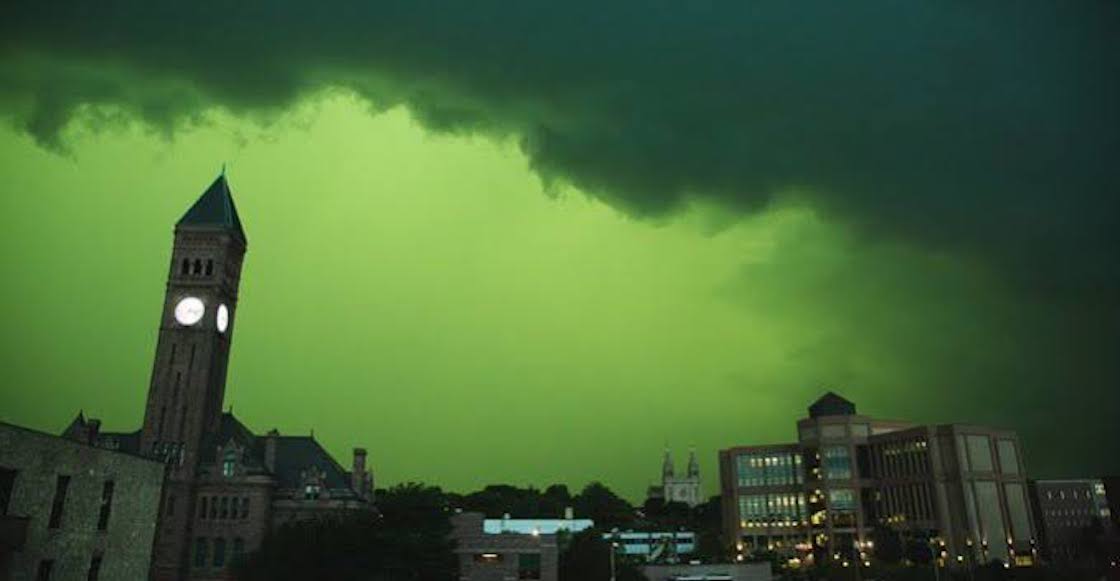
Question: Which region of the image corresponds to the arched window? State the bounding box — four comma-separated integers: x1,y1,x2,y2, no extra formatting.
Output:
205,259,214,276
213,538,226,567
181,258,190,275
192,259,202,275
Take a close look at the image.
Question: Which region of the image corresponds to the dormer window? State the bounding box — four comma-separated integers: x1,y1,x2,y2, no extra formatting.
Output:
304,484,321,500
221,449,237,478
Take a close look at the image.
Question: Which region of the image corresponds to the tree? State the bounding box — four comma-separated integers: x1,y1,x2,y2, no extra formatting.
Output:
559,528,648,581
574,482,636,530
233,483,456,581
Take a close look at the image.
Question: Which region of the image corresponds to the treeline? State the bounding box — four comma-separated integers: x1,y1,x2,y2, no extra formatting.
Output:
232,481,725,581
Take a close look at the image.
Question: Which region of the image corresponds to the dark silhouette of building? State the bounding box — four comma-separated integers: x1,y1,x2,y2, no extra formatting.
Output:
1028,479,1117,566
58,176,373,581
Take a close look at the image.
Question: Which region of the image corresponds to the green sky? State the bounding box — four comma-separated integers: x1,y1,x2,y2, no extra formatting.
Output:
1,93,1114,500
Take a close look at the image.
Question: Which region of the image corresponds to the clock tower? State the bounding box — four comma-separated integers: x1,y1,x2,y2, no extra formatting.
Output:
140,174,247,580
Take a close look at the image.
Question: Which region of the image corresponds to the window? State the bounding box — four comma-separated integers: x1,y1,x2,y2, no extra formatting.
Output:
97,481,114,530
966,435,993,472
820,424,846,439
232,538,245,566
36,560,54,581
87,554,103,581
192,259,202,275
0,467,16,515
474,553,503,563
222,450,236,477
205,259,214,276
180,258,189,275
822,446,852,480
518,553,542,579
219,497,229,519
240,497,249,519
209,496,218,519
213,538,227,567
194,537,208,567
48,475,70,529
304,484,321,500
198,497,208,520
829,489,857,511
996,440,1019,475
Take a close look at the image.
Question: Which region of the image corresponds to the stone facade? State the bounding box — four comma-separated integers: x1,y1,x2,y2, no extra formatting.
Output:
0,422,165,581
53,176,374,581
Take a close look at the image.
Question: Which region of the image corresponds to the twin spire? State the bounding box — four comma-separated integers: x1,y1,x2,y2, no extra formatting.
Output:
662,446,700,478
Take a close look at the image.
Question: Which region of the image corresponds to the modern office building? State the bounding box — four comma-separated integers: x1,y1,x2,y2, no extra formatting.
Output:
1029,479,1114,564
0,421,166,581
451,513,589,581
719,392,1036,568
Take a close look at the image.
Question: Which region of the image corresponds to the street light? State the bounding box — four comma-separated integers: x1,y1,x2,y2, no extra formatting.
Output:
610,541,619,581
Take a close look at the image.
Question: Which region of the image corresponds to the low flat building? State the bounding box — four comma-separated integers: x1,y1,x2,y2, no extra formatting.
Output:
1,421,166,581
603,530,696,562
640,562,772,581
452,513,580,581
719,392,1037,570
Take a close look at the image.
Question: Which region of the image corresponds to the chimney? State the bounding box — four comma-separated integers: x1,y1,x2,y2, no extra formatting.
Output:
86,418,101,444
264,429,279,472
351,448,367,498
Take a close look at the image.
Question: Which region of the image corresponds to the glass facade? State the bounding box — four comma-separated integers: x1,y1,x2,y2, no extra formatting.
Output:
736,452,803,487
1004,483,1031,542
822,446,852,480
738,493,806,527
829,489,857,511
975,481,1009,560
966,435,994,472
996,439,1019,475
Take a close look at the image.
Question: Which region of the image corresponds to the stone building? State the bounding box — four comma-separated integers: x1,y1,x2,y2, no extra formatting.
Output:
647,448,702,508
719,392,1037,569
56,175,374,581
1,421,166,581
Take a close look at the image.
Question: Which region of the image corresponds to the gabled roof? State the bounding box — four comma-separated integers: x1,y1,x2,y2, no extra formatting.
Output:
176,175,247,243
808,391,857,418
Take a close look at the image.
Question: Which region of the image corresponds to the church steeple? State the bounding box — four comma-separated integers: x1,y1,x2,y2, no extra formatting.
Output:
687,447,700,478
662,447,675,478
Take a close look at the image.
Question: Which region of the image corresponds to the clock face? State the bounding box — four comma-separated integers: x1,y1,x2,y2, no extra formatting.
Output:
216,304,230,333
174,297,205,326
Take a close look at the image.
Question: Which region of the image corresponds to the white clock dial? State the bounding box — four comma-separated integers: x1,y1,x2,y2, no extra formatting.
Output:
174,297,205,326
216,304,230,333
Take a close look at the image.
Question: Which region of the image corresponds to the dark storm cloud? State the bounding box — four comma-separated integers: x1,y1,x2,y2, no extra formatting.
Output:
2,0,1118,296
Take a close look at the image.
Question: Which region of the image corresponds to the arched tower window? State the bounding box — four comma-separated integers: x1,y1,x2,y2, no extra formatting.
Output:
181,258,190,275
205,259,214,276
192,259,202,275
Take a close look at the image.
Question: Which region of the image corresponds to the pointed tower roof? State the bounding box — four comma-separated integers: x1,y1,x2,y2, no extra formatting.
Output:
808,391,857,418
662,448,675,478
177,174,247,243
687,447,700,478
